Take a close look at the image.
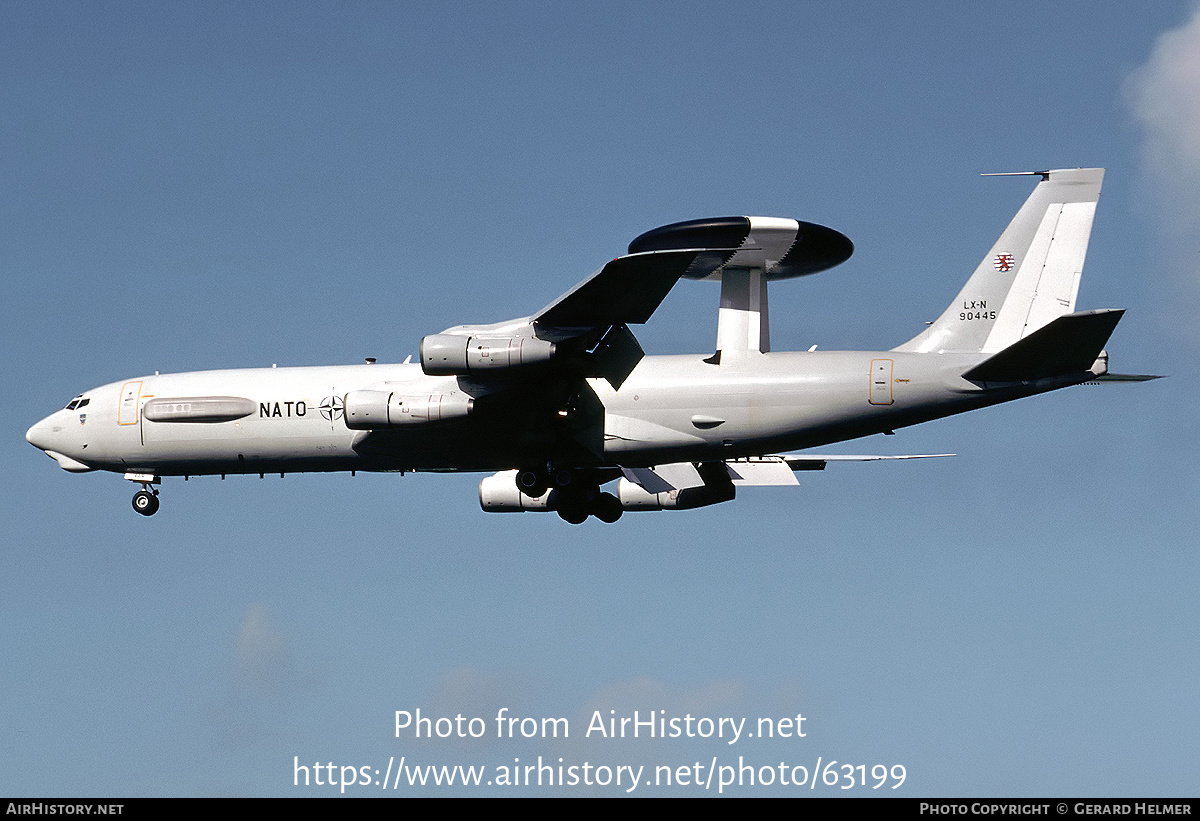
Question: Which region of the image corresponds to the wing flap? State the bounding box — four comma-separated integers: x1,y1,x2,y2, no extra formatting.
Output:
620,463,703,492
723,457,800,486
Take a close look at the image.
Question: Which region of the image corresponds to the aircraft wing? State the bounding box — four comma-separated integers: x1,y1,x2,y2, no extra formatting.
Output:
531,248,732,387
779,453,956,469
622,453,955,490
533,248,733,328
423,248,733,390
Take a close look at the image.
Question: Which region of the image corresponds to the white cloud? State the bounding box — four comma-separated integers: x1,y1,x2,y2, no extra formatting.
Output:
234,602,288,695
1127,4,1200,231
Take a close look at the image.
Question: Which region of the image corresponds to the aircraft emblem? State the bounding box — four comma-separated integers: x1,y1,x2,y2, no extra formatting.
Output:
319,396,344,421
993,253,1015,272
79,414,86,425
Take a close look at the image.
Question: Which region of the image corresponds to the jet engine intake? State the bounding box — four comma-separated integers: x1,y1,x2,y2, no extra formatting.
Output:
479,470,556,511
420,334,556,375
343,389,473,429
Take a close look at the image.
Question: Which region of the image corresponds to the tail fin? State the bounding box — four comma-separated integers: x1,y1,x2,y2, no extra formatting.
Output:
895,168,1104,354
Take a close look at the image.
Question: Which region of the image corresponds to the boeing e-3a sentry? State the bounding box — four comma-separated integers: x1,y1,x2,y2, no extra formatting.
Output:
26,168,1150,523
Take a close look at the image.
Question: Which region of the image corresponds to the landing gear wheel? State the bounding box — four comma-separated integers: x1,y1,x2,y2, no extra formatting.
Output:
554,499,588,525
132,489,159,516
593,492,623,523
552,487,590,525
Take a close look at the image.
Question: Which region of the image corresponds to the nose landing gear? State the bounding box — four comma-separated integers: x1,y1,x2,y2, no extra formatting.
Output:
132,488,159,516
125,472,161,516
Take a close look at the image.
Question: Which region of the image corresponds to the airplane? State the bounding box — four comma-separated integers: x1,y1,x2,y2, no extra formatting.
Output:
25,167,1154,523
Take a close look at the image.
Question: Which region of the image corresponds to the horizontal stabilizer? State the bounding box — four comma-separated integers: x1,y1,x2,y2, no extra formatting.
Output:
1087,373,1163,382
962,309,1124,382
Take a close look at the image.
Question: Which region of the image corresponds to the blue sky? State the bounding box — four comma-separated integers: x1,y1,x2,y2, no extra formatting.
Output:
3,1,1198,796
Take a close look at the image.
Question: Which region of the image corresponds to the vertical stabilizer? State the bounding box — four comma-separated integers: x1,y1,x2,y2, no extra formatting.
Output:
895,168,1103,354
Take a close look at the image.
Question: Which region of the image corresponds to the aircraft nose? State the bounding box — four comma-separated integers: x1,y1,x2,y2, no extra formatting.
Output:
26,412,94,472
26,416,56,451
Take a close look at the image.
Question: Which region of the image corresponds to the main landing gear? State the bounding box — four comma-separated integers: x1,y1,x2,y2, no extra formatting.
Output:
556,488,622,525
515,464,623,524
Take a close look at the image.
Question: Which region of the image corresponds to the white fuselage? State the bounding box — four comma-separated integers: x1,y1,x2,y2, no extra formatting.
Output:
25,351,1076,478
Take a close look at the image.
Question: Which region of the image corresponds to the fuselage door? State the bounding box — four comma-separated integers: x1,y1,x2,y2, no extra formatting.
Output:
869,359,894,405
118,381,143,425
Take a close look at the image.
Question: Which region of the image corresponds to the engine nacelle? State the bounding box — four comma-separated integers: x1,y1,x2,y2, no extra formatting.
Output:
420,333,556,376
343,389,473,429
616,477,736,511
479,470,558,512
482,472,738,513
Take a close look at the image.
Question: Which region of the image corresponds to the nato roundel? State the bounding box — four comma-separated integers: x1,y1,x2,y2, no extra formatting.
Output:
627,216,853,281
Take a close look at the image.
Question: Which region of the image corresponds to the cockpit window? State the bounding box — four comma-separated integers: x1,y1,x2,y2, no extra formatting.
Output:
64,396,89,410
